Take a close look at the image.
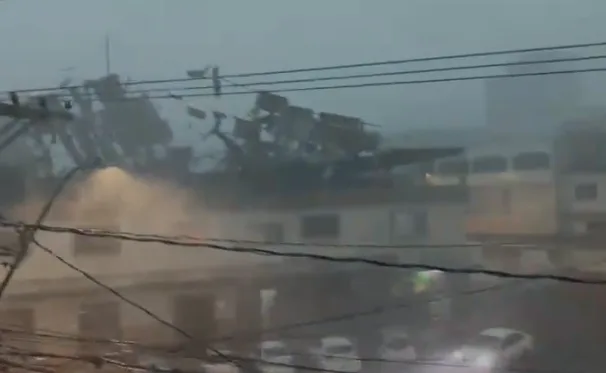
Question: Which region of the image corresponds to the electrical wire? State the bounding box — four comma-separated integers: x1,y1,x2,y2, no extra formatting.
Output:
1,237,560,373
112,53,606,97
18,65,603,103
28,238,248,371
0,163,86,300
0,252,575,373
5,39,606,95
0,340,577,373
33,52,603,101
1,220,602,285
135,66,606,100
2,221,493,249
0,279,515,348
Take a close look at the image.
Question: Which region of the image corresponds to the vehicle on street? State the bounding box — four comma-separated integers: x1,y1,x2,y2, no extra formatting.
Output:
379,330,417,362
449,328,534,370
258,340,295,373
316,336,361,373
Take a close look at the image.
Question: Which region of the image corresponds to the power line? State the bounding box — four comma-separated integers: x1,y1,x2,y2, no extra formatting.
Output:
137,66,606,100
22,66,604,103
2,40,606,97
215,40,606,79
1,220,602,284
0,347,528,373
0,163,85,300
119,53,606,97
4,348,576,373
9,222,490,249
0,279,515,348
29,238,247,371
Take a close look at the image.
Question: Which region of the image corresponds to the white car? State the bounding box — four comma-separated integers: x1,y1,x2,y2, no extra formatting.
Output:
379,331,417,362
450,328,534,370
316,336,361,373
258,340,295,373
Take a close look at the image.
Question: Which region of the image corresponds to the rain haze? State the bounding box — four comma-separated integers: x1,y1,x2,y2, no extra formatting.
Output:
0,1,604,373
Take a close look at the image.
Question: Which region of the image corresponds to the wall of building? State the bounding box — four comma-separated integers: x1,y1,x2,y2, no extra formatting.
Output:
430,138,559,236
0,194,468,296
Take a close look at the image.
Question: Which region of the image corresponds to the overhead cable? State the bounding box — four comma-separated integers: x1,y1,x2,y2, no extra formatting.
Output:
2,40,606,97
113,53,606,97
14,66,605,103
0,221,603,284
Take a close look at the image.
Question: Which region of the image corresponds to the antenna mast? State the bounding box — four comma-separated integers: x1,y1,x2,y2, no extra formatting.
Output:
104,34,111,75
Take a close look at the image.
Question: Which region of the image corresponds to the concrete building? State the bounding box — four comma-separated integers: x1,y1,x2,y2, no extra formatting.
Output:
0,181,470,357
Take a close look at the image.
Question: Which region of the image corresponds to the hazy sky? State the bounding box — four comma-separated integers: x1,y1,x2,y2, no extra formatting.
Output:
2,0,606,149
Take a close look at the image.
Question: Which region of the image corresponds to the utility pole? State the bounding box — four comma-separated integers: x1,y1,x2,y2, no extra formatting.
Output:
0,93,74,155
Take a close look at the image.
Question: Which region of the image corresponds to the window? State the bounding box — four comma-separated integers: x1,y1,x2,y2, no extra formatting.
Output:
325,345,353,355
391,211,428,240
300,214,340,239
512,152,551,171
574,183,598,201
436,159,469,176
471,156,508,173
468,334,502,349
73,225,121,257
78,301,121,353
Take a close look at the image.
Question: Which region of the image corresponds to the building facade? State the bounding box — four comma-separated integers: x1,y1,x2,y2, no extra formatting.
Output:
0,183,470,358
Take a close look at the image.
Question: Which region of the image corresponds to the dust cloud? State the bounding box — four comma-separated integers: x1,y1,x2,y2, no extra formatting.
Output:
10,167,211,237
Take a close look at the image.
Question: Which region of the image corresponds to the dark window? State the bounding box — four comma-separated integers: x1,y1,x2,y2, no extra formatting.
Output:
300,214,340,239
73,225,121,257
468,334,502,349
574,183,598,201
78,301,121,353
471,156,508,173
512,152,551,171
437,159,469,176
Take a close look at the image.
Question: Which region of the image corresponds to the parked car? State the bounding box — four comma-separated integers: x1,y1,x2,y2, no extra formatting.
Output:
449,328,534,370
379,330,417,362
258,340,295,373
315,336,361,373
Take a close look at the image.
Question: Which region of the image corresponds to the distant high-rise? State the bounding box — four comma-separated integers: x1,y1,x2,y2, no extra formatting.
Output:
485,51,583,131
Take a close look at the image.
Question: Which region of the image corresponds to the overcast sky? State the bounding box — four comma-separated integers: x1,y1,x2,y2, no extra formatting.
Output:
1,0,606,149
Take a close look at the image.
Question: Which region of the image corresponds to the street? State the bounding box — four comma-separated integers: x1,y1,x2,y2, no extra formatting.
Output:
435,277,605,373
